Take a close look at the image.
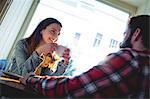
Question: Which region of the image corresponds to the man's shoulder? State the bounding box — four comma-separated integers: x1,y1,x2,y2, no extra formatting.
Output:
115,48,143,60
108,48,133,55
120,48,133,51
107,48,135,60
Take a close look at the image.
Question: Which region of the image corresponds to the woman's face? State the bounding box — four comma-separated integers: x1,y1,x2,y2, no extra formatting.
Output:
41,23,61,43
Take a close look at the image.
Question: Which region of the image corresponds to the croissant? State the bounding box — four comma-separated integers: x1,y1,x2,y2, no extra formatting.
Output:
34,52,61,75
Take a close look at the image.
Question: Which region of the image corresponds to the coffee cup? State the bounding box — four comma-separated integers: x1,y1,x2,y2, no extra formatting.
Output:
55,45,67,57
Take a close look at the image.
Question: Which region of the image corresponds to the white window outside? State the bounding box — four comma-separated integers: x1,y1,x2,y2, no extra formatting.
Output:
109,39,119,48
24,0,129,76
93,33,102,47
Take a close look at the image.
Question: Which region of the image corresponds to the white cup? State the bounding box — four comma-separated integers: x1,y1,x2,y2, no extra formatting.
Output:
55,45,67,57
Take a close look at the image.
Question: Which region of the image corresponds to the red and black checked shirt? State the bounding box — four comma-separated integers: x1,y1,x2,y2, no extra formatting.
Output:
26,48,150,98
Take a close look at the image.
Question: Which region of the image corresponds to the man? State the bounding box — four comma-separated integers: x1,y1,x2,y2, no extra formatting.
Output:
20,15,149,98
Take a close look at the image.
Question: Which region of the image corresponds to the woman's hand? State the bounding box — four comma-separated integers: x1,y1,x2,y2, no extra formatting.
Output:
62,48,70,65
36,43,58,56
19,72,35,85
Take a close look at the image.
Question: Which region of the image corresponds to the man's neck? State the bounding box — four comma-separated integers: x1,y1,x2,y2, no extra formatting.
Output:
132,46,149,53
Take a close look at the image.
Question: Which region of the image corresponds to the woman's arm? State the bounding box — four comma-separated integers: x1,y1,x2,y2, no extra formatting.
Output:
10,40,42,75
21,49,142,98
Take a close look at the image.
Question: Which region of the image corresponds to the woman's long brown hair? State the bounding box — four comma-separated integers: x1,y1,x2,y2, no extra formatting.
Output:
25,18,62,55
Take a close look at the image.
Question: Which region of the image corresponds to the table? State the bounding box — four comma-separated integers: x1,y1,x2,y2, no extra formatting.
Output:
0,71,46,98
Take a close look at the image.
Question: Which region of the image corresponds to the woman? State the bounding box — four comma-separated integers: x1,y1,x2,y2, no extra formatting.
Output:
8,18,70,76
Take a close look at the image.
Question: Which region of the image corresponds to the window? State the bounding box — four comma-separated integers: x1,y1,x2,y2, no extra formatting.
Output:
0,0,34,59
24,0,129,76
93,33,102,47
74,32,81,40
109,39,118,48
73,32,81,46
0,0,13,24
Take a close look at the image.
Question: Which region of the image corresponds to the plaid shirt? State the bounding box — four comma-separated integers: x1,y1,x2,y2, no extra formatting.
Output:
26,48,150,98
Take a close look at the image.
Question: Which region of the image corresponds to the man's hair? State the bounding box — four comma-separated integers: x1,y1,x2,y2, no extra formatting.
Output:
129,15,150,49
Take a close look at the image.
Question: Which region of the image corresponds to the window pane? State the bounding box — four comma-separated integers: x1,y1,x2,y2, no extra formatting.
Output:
24,0,129,76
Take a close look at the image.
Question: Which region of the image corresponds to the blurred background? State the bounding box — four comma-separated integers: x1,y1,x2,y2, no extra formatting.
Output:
0,0,149,76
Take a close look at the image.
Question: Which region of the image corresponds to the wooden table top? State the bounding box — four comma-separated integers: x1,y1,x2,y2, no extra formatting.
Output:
0,70,46,98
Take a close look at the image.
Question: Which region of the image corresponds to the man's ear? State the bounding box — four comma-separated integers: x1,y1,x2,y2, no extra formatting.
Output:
133,28,141,41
